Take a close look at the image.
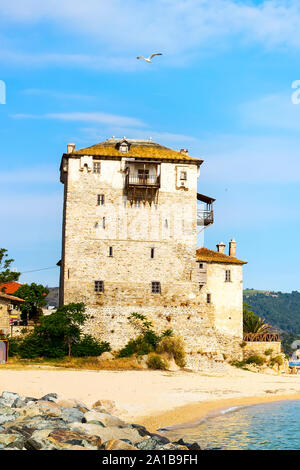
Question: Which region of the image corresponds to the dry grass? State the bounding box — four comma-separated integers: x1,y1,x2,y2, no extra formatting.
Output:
0,356,145,371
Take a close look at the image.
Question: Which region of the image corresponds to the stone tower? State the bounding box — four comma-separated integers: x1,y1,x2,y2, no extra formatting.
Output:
59,137,244,360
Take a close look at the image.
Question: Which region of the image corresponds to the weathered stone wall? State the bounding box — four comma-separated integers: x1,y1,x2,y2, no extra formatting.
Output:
59,152,245,366
0,299,10,335
243,341,282,358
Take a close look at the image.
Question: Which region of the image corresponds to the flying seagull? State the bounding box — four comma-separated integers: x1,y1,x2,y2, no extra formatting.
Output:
136,53,162,63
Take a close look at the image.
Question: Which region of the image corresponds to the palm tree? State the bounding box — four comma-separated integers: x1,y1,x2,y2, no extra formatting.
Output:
243,304,273,337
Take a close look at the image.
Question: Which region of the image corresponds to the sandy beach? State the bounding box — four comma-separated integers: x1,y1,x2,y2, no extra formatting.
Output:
1,365,300,432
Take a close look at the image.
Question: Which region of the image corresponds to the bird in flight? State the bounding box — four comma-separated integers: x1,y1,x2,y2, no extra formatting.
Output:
136,53,162,63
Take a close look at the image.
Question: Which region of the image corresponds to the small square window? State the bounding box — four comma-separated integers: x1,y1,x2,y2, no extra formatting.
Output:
151,281,161,294
150,248,155,259
94,280,104,293
93,162,101,174
102,217,106,229
207,293,211,304
97,194,105,205
225,270,231,282
109,247,113,257
199,283,203,291
180,171,187,180
199,263,204,269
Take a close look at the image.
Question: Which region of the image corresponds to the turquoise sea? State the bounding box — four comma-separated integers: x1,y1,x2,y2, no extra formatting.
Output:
162,400,300,450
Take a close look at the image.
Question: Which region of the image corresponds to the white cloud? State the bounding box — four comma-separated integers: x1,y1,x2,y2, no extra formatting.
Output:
11,111,146,127
1,1,300,68
191,133,300,183
240,91,300,131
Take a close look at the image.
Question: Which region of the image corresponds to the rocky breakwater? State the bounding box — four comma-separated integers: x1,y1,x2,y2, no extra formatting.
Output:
0,392,200,451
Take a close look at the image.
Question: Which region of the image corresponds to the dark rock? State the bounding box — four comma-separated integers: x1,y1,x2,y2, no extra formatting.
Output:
6,437,26,449
130,423,151,437
11,398,26,408
1,392,20,406
7,425,35,439
24,397,38,403
187,442,201,450
173,438,201,450
39,393,58,402
136,435,170,450
61,407,85,423
24,438,44,450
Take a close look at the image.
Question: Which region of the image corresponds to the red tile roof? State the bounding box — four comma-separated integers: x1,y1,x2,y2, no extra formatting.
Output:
196,247,247,265
0,292,24,302
0,281,22,294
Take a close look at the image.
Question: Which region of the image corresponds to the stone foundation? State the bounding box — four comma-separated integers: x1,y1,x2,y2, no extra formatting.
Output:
243,341,282,359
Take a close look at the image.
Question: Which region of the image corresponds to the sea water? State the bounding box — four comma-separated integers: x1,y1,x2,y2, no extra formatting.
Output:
162,400,300,450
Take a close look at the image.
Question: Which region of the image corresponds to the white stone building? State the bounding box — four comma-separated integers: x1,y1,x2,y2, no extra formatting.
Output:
59,137,247,361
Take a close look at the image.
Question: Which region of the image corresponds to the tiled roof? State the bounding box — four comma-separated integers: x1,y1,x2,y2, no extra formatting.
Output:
0,292,24,302
69,138,202,163
196,247,247,265
0,281,22,294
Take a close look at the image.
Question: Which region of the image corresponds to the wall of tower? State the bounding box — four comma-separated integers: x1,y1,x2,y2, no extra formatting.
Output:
59,152,244,364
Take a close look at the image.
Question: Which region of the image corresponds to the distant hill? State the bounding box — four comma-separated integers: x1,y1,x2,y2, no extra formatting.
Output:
244,289,300,334
244,289,300,355
45,287,59,308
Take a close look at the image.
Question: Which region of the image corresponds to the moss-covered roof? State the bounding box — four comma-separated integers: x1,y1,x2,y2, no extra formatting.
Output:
196,247,247,265
69,138,202,164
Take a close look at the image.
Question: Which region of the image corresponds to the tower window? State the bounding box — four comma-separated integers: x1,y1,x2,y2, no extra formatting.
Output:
109,247,113,257
102,217,106,229
199,263,204,269
97,194,105,205
180,171,187,180
207,293,211,304
93,162,101,174
225,270,231,282
150,248,155,259
164,219,168,228
94,280,104,293
151,281,161,294
199,283,203,291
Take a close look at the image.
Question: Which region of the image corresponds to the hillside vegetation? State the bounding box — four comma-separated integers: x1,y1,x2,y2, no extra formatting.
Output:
244,289,300,356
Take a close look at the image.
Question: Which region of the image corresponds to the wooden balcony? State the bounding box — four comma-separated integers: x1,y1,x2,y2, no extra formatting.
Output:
125,174,160,189
197,193,215,227
197,209,214,226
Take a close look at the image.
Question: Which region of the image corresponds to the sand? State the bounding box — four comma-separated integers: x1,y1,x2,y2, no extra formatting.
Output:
1,365,300,432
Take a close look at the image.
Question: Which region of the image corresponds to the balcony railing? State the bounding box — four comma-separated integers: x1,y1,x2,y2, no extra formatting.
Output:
125,174,160,188
243,333,280,342
197,209,214,226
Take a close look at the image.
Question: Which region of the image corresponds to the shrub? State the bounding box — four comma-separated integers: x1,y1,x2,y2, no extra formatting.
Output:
270,355,284,367
239,341,247,348
118,335,156,357
264,348,273,356
18,333,46,359
156,335,186,367
72,335,111,357
7,337,21,357
146,353,168,370
245,355,266,366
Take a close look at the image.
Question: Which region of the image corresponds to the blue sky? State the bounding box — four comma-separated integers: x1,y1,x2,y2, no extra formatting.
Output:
0,0,300,291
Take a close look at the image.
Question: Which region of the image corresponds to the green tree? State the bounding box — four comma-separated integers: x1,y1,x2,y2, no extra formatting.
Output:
14,283,49,322
35,302,87,357
243,303,273,335
0,248,20,284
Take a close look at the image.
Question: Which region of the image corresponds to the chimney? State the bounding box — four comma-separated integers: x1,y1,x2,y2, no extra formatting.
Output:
229,238,237,257
67,143,75,154
180,149,188,155
216,242,226,254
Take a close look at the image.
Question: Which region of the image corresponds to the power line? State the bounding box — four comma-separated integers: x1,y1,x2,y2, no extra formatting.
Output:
20,266,59,274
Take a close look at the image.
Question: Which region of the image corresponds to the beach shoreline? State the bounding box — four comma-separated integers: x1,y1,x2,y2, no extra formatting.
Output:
1,366,300,433
134,394,300,432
